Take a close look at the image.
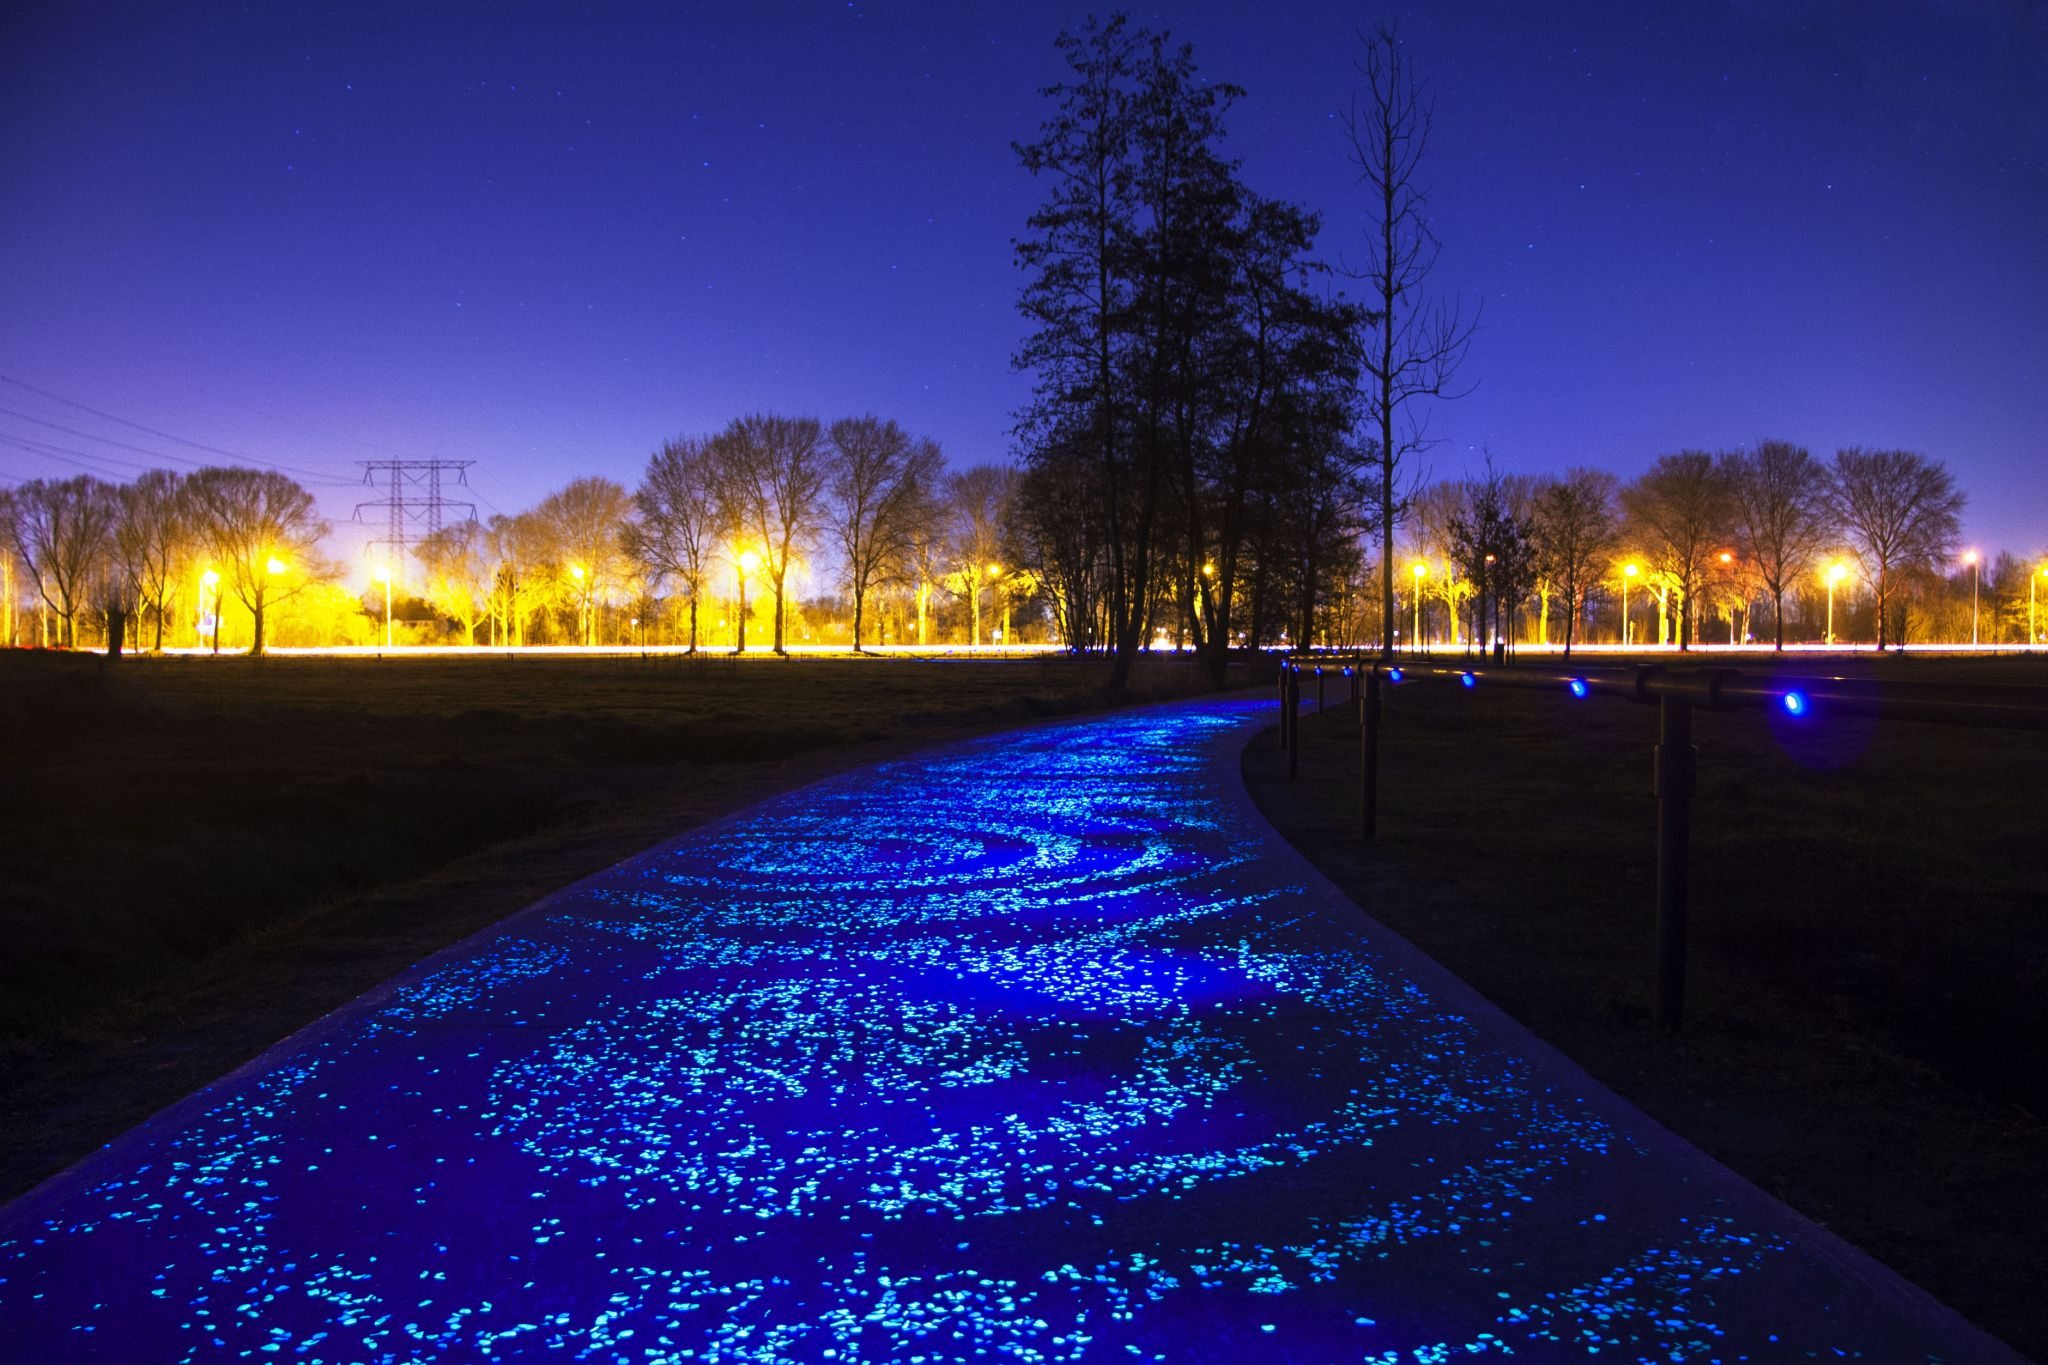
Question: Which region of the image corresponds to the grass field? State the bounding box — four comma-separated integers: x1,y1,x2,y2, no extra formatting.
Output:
0,648,1237,1202
1243,650,2048,1358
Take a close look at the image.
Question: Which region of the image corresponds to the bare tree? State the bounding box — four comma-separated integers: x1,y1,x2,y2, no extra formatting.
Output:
183,466,329,655
1621,452,1732,652
1830,447,1965,650
111,469,192,652
415,519,492,644
825,417,943,651
531,477,633,645
709,415,827,655
1531,467,1619,658
2,475,119,647
946,464,1020,646
1720,440,1829,652
1346,23,1477,656
629,436,722,653
483,512,549,646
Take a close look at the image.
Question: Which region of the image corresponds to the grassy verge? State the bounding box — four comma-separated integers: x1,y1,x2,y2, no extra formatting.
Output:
1242,652,2047,1359
0,648,1237,1202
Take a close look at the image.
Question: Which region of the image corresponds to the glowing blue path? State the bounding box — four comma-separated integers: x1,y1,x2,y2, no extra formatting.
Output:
0,701,2019,1362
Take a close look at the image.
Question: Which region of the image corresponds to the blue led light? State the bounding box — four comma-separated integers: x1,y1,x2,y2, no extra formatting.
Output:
1460,672,1477,689
1782,690,1808,716
1386,667,1403,683
1567,678,1589,699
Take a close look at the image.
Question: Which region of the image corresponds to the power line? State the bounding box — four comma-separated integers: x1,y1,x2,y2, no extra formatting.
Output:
0,406,358,487
0,373,354,486
0,434,157,479
355,460,477,565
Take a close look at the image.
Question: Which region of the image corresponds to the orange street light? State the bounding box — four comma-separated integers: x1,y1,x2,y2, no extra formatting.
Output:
373,565,394,648
1825,561,1848,645
201,568,224,655
2034,565,2048,645
1962,550,1980,645
267,556,288,576
1410,561,1427,651
733,550,760,654
1621,562,1640,647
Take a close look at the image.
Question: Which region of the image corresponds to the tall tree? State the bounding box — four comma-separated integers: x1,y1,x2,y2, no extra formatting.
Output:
112,469,191,652
483,512,549,646
1621,452,1732,652
1720,440,1829,652
2,476,120,647
1346,24,1476,656
531,477,632,645
709,415,827,655
1830,447,1965,650
415,519,492,644
183,466,328,656
1448,464,1536,655
1531,467,1619,659
825,417,943,651
629,436,722,653
946,464,1020,646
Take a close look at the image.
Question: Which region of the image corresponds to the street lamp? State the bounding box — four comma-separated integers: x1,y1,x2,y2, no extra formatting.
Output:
1718,551,1736,644
1962,550,1980,646
1825,561,1847,646
2034,566,2046,645
569,563,588,645
201,568,223,655
373,565,393,649
1621,563,1640,648
986,562,1003,648
733,549,759,654
1410,561,1426,652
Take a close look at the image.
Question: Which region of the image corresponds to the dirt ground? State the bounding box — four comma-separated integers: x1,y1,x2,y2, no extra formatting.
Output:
1242,652,2048,1359
0,649,1236,1203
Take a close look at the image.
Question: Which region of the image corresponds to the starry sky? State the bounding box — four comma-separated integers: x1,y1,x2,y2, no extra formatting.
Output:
3,1,2043,570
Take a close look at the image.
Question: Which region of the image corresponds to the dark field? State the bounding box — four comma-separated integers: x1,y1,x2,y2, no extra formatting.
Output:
1244,652,2048,1358
0,649,1233,1202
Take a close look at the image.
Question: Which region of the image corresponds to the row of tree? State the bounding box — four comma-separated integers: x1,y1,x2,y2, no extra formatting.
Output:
1403,443,1970,657
0,415,1038,656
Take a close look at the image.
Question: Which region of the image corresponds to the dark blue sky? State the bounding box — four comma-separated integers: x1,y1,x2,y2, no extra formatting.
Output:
4,1,2043,569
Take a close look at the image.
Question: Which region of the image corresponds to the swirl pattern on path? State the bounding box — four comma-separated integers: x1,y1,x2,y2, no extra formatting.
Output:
0,701,2017,1363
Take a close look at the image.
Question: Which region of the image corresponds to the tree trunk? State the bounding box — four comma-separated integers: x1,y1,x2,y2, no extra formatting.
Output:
105,609,127,659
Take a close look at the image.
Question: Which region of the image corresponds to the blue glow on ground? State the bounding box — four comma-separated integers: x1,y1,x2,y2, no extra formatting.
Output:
1783,689,1809,716
0,701,2016,1362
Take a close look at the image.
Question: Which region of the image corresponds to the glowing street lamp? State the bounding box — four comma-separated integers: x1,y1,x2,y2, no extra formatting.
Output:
1407,560,1427,653
733,549,760,654
2034,566,2047,645
1962,550,1980,646
1621,563,1640,647
1825,561,1848,646
373,565,394,649
201,568,224,655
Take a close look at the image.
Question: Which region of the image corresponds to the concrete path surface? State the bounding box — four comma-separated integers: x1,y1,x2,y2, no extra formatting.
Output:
0,699,2022,1362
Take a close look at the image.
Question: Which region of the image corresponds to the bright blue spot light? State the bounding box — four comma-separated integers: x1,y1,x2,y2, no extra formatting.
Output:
1567,679,1589,699
1782,690,1808,716
1386,668,1403,683
1460,672,1477,689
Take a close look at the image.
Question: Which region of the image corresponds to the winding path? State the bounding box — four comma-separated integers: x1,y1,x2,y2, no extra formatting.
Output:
0,700,2019,1362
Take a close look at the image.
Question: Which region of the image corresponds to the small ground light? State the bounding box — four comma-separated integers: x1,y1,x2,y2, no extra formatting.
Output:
1782,690,1809,716
1567,678,1589,699
1460,672,1477,689
1386,667,1403,683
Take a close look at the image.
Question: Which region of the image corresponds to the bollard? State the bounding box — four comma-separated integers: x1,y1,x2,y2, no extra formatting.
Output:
1359,667,1381,841
1316,665,1325,714
1277,671,1294,777
1275,666,1287,743
1653,692,1696,1030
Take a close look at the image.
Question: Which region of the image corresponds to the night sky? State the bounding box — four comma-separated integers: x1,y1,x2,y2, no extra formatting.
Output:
3,1,2043,572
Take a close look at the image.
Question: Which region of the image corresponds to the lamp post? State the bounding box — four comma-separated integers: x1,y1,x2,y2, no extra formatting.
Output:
569,564,588,645
1962,550,1980,645
202,568,223,655
2034,566,2046,645
1410,561,1426,653
1622,563,1639,648
1826,562,1847,646
986,562,1004,647
733,549,759,654
1717,551,1736,645
1199,560,1216,649
373,566,393,649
